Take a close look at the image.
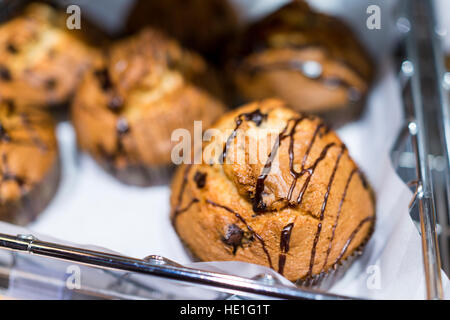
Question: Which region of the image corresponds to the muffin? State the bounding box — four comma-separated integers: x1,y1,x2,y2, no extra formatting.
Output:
125,0,238,62
72,29,226,186
170,99,375,284
230,1,374,123
0,100,60,225
0,2,99,109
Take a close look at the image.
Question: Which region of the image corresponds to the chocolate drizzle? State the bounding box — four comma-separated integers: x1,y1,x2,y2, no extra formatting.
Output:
287,122,326,202
254,118,333,213
206,199,273,269
321,168,357,271
221,108,267,164
278,222,294,275
172,107,374,278
175,198,199,217
307,144,345,278
172,164,273,268
253,117,302,212
334,216,374,265
245,59,361,101
172,164,194,223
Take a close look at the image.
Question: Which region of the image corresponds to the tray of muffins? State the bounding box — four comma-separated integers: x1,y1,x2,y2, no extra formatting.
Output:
0,0,448,300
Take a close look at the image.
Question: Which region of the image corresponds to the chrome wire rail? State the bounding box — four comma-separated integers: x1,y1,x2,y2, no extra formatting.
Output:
0,233,352,300
392,0,448,300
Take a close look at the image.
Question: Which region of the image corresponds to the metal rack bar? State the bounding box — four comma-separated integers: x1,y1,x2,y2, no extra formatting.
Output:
0,233,353,300
430,0,450,278
402,0,446,300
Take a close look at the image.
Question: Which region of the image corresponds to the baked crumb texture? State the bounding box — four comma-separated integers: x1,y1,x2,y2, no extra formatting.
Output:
0,3,99,108
0,101,59,224
72,29,225,186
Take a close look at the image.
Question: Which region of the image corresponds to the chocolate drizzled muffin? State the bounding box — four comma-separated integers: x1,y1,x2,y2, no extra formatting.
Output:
72,29,225,186
126,0,238,61
0,100,60,225
171,99,375,284
0,3,99,108
230,1,374,123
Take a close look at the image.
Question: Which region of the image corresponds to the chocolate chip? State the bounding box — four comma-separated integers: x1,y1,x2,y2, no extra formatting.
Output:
166,53,178,69
94,68,113,91
322,77,344,89
116,118,130,136
45,78,57,90
242,109,267,126
194,171,207,189
0,65,12,81
108,95,123,111
6,43,18,54
4,99,15,115
0,122,11,142
222,224,244,254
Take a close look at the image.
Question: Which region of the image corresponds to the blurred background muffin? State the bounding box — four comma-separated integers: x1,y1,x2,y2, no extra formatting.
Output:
170,99,375,283
228,0,374,124
0,2,100,109
0,101,60,225
125,0,239,63
72,29,226,186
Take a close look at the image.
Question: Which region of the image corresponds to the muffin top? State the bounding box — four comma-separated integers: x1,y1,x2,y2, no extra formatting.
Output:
237,1,373,81
232,1,374,115
72,28,225,168
0,101,58,204
171,99,375,281
0,3,99,107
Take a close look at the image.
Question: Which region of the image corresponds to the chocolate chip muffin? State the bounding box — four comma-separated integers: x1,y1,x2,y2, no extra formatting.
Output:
72,28,226,186
0,100,60,225
126,0,238,61
171,99,375,284
0,2,99,108
229,1,374,124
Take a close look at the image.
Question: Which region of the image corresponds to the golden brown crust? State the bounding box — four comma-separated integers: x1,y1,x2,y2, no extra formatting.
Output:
230,1,374,121
170,99,375,282
0,101,59,224
72,28,226,186
0,3,99,108
126,0,238,60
